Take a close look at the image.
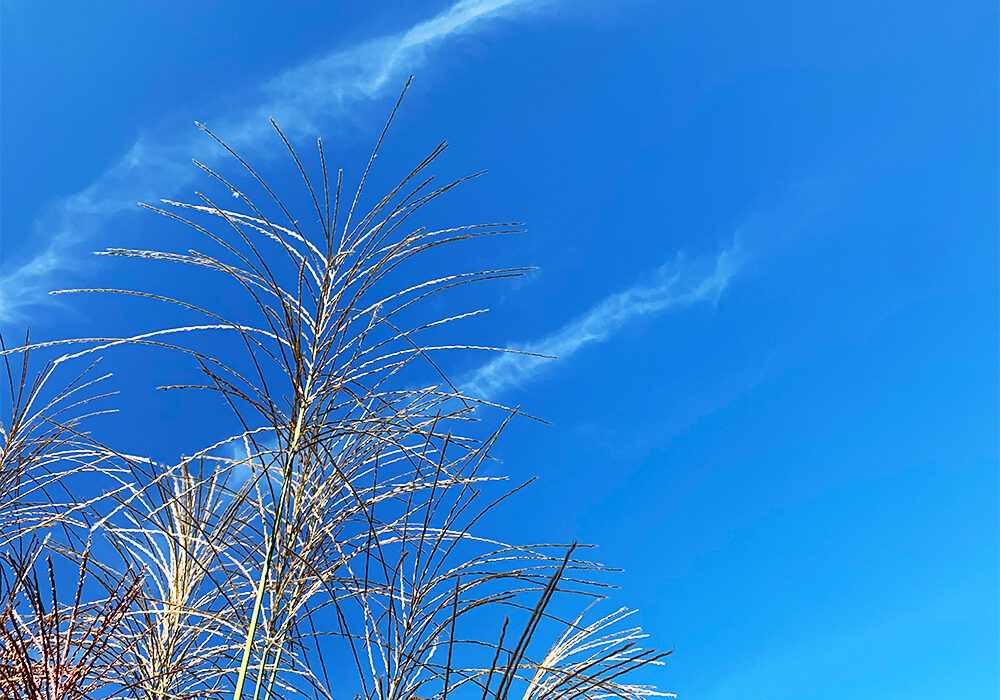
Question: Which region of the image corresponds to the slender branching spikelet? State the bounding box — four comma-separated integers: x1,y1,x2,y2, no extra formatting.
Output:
0,83,671,700
0,542,143,699
0,335,120,551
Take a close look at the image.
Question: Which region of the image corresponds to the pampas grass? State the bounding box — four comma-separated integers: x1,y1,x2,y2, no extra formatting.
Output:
0,84,672,700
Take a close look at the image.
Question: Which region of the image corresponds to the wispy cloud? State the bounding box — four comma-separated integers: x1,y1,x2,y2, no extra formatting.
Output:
462,238,745,398
0,0,547,322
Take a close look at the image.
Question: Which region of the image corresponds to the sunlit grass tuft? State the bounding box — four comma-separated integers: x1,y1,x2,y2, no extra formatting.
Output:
0,83,672,700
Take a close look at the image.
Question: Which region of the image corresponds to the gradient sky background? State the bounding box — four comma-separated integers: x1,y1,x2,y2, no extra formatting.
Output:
2,1,998,698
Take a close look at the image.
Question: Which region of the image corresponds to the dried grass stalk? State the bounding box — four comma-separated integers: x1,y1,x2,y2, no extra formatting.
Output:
0,85,671,700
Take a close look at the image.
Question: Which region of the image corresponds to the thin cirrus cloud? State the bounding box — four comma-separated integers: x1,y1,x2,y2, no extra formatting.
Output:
462,238,745,399
0,0,547,323
3,0,749,403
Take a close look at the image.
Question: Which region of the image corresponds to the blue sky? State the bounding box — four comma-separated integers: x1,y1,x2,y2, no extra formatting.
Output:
1,1,997,697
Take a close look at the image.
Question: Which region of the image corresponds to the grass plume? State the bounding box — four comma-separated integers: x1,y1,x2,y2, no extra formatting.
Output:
0,84,671,700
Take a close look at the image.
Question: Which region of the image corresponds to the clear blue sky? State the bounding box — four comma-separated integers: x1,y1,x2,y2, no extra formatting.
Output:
2,1,997,697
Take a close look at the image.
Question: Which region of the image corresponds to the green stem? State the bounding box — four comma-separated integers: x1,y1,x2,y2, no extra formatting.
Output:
251,644,273,700
263,642,285,699
233,394,309,700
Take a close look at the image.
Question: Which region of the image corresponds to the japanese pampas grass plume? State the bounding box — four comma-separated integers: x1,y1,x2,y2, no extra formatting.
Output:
0,82,674,700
